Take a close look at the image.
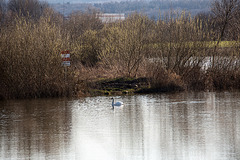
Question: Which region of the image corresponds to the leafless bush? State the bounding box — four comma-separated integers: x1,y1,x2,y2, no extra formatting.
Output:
0,15,74,99
146,62,185,92
66,10,103,40
65,11,103,67
155,11,209,75
210,0,240,67
99,13,154,77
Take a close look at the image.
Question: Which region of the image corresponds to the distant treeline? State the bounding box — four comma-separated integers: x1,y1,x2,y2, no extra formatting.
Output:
93,0,211,16
50,0,211,17
0,0,240,99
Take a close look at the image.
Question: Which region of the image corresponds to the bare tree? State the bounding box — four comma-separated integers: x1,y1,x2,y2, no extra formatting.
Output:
211,0,240,67
99,14,153,77
8,0,48,20
0,0,6,24
66,10,103,41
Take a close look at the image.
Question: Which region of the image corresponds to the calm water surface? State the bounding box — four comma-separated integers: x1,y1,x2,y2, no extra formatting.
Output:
0,92,240,160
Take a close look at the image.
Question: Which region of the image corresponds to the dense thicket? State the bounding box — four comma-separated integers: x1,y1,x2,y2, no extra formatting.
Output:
0,0,240,99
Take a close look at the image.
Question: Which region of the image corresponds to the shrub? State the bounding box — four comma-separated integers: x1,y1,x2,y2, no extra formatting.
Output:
0,16,74,99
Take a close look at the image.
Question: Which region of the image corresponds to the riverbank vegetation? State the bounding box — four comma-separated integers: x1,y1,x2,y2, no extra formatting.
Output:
0,0,240,99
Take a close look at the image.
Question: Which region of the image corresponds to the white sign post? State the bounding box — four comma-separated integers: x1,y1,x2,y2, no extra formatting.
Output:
61,50,71,66
61,50,70,84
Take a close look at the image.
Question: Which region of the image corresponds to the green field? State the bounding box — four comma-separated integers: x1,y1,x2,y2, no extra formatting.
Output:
150,41,238,48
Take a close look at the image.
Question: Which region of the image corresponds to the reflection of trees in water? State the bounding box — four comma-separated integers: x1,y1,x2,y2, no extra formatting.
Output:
1,93,239,160
167,92,240,159
114,93,240,159
214,93,239,159
0,99,72,159
168,93,206,158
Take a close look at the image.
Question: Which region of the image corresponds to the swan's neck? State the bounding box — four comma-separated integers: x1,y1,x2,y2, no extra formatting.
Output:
112,99,114,105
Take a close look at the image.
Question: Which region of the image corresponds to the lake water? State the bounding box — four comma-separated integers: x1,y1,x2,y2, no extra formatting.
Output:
0,92,240,160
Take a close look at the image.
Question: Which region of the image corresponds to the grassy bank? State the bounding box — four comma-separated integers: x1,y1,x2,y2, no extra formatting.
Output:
73,58,240,98
87,77,149,96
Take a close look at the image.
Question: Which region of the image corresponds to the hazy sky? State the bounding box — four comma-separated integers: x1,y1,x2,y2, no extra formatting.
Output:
41,0,152,4
40,0,121,3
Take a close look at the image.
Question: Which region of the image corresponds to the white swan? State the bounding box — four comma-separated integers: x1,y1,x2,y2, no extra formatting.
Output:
111,98,123,108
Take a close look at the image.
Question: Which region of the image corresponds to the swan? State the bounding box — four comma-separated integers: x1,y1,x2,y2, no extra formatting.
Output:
111,98,123,108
